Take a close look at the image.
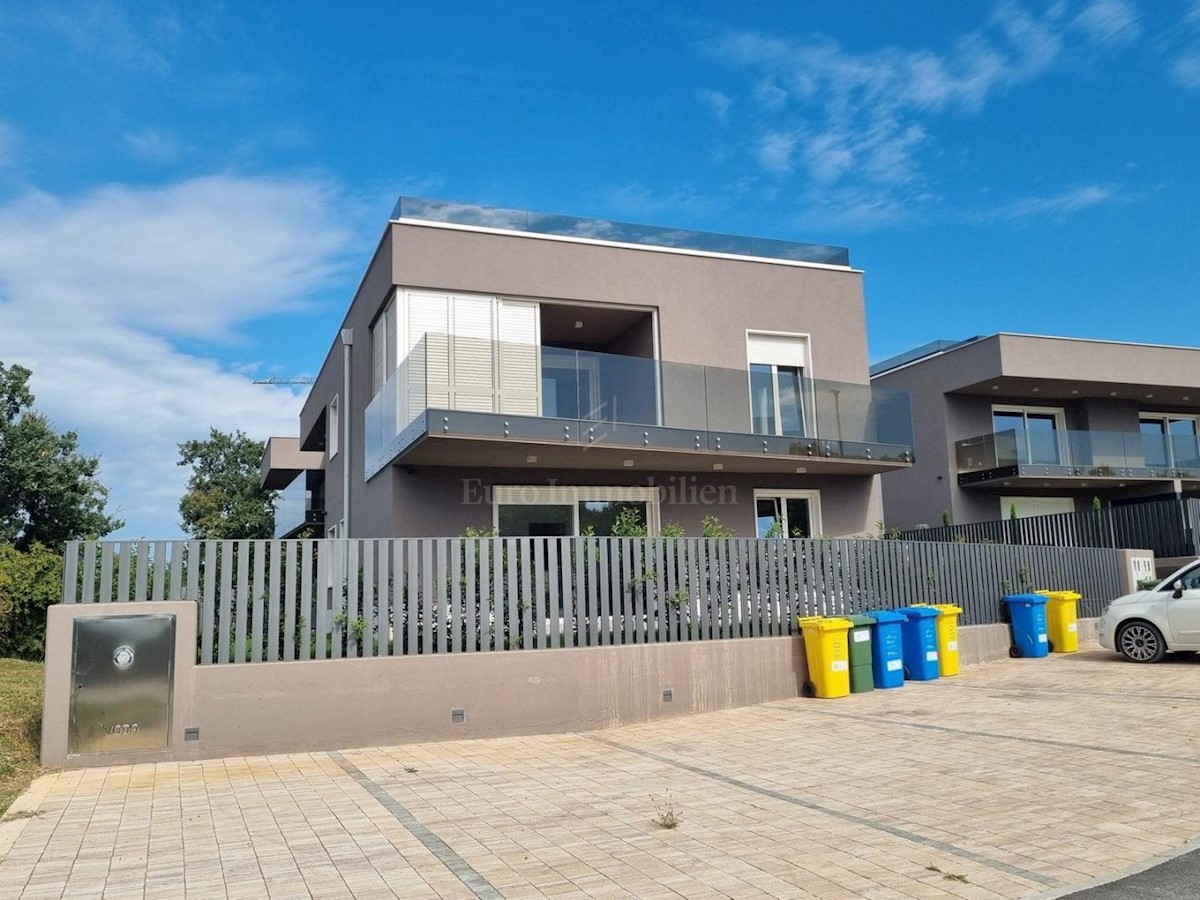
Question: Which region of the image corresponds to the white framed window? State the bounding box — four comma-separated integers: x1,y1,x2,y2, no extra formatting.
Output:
746,331,811,437
992,404,1066,465
1000,496,1075,519
1139,412,1200,469
492,486,661,537
328,395,340,458
753,489,821,538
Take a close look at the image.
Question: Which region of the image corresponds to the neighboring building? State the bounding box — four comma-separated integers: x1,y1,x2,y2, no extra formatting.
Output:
263,197,914,539
871,333,1200,529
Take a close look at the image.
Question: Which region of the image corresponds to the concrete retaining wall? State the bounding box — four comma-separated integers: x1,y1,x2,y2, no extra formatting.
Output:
40,602,1101,768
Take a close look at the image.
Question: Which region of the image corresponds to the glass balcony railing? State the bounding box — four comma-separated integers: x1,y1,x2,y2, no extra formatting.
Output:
391,196,851,266
365,335,914,477
956,428,1200,478
273,479,319,539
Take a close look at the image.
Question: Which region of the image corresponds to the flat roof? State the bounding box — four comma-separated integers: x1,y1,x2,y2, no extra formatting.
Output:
871,332,1200,378
390,196,851,267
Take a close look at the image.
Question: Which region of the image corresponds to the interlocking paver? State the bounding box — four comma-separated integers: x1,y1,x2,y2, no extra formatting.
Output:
4,647,1200,897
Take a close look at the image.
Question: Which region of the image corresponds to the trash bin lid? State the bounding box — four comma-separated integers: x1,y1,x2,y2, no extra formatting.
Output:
797,616,853,632
1002,593,1048,605
844,614,876,627
928,604,963,615
1038,590,1082,602
863,609,908,624
894,606,940,618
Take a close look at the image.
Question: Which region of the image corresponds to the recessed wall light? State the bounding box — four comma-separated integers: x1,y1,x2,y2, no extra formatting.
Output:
1071,389,1079,395
622,459,634,467
1146,394,1154,399
525,455,538,463
712,463,724,471
795,466,807,474
1109,392,1118,397
1032,387,1040,393
991,385,1000,391
573,320,584,329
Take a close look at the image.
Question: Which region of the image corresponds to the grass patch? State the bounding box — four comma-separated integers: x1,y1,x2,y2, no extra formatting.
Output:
0,658,44,817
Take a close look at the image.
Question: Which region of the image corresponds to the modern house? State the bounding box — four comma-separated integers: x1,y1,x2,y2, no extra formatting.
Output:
262,197,913,540
870,333,1200,530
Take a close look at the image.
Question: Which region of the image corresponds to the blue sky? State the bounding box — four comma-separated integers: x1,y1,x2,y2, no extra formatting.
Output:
0,0,1197,537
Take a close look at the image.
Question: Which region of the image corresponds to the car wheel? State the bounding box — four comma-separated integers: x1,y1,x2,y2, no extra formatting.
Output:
1116,621,1167,663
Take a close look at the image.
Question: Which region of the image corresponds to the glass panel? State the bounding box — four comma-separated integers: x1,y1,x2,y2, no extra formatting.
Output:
785,498,813,538
992,411,1024,434
1141,419,1170,468
749,364,776,435
1025,415,1060,465
498,504,573,537
755,498,782,538
1170,419,1200,469
776,366,805,437
540,347,579,419
578,501,647,536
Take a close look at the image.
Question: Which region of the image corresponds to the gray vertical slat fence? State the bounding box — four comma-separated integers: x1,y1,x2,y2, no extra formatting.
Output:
60,535,1128,661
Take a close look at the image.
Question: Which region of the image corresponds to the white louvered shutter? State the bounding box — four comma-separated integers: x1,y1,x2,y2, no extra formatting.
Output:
371,311,386,396
746,332,807,368
497,299,541,415
450,294,497,411
405,291,451,419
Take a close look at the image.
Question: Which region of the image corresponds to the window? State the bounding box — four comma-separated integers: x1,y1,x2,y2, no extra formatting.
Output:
493,486,659,537
753,490,821,539
1000,496,1075,519
992,405,1065,465
747,332,809,437
328,395,340,458
1139,414,1199,469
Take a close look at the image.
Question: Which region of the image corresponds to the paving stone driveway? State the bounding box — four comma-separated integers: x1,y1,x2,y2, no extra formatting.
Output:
3,646,1200,899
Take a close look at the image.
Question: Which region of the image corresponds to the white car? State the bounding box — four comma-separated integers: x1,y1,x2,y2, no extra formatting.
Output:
1099,560,1200,662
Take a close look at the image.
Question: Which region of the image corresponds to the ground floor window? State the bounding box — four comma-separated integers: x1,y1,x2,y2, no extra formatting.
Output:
1000,496,1075,519
493,486,660,537
753,489,821,538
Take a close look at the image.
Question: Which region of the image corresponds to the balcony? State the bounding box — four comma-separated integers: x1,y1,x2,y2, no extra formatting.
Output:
272,477,325,539
956,428,1200,487
260,436,325,490
364,335,914,479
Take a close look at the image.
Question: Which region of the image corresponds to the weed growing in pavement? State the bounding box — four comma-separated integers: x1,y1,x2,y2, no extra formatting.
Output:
651,792,681,829
925,862,969,883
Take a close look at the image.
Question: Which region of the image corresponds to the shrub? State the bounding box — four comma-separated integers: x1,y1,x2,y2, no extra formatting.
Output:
0,542,62,660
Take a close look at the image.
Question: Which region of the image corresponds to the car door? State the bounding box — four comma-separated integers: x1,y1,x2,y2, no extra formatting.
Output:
1166,564,1200,645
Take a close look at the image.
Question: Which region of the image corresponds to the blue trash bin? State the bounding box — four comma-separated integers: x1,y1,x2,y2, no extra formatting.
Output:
894,606,941,680
1002,594,1050,658
865,610,908,689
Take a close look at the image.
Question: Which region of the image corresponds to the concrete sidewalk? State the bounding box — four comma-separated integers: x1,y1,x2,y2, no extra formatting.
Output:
3,646,1200,899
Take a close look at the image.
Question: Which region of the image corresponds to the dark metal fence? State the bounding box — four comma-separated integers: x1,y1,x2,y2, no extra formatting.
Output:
900,497,1200,560
62,536,1124,663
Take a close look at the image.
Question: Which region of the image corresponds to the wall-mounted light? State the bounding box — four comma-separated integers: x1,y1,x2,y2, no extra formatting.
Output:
622,459,634,467
526,455,538,463
573,320,584,329
712,463,724,471
795,466,807,474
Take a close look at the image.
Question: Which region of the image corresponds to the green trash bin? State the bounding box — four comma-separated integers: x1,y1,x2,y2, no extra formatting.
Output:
844,614,876,694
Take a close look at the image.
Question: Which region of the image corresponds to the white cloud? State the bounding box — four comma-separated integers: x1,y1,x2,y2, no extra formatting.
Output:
123,127,182,163
1072,0,1140,46
696,3,1146,230
1174,54,1200,87
696,88,733,123
0,175,354,538
975,183,1121,221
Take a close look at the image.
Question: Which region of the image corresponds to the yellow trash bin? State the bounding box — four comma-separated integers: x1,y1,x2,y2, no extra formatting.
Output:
914,603,964,676
1036,590,1081,653
798,616,852,699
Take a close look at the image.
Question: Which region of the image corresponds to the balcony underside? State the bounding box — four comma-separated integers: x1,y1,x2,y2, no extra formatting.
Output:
371,410,912,477
960,464,1200,490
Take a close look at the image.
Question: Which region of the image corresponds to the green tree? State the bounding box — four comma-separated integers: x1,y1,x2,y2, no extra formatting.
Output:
178,428,275,539
0,362,122,550
0,542,62,660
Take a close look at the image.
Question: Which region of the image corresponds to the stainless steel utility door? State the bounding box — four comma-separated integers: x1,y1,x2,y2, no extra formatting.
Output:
69,615,175,755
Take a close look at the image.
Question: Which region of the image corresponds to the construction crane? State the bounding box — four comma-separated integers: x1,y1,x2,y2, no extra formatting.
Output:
253,376,316,385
